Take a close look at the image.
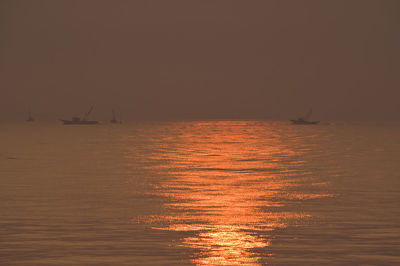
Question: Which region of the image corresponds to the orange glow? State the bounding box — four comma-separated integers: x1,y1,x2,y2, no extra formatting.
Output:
128,121,332,265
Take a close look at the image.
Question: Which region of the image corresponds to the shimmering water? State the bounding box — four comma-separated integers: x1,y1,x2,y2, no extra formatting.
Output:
1,121,399,265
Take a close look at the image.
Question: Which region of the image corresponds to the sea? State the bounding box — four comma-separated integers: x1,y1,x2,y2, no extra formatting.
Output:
1,121,399,265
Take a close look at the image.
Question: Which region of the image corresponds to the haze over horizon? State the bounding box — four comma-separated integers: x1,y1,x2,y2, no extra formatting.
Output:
1,0,399,122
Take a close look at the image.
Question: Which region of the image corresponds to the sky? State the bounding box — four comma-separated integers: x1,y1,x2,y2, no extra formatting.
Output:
0,0,399,121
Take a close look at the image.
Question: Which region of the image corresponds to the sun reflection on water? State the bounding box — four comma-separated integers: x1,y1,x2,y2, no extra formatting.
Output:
127,121,331,265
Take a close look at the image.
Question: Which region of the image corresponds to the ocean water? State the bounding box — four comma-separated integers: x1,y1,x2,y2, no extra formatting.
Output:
1,121,399,265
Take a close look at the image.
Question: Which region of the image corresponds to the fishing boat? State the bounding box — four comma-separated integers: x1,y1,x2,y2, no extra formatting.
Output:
110,109,122,124
110,109,118,124
291,108,320,125
60,106,99,125
26,110,35,122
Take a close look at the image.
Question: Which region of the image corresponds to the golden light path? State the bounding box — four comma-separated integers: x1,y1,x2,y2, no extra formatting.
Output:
127,121,330,265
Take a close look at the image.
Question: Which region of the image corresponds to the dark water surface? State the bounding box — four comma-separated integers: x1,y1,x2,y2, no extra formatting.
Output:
1,121,399,265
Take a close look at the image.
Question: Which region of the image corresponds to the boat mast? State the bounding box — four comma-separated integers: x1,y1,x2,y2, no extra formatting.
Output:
83,106,94,121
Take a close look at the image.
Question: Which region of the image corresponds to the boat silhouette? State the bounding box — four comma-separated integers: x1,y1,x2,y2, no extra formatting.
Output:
291,108,320,125
60,106,99,125
26,109,35,122
110,109,122,124
110,109,118,124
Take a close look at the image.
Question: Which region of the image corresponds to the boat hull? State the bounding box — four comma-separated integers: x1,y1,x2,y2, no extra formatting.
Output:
290,120,320,125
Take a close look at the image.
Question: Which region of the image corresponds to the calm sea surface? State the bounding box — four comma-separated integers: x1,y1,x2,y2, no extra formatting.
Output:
1,121,399,265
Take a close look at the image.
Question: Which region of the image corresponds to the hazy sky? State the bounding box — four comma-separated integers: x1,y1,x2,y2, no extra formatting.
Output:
1,0,399,121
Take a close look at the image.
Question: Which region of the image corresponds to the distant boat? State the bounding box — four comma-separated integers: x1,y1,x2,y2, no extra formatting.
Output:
110,109,122,124
60,106,99,125
291,108,320,125
26,110,35,122
110,109,118,124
